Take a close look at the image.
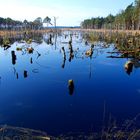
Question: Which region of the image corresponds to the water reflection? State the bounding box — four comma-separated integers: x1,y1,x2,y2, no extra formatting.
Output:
133,59,140,68
44,34,53,45
30,57,33,64
11,51,16,65
0,30,140,136
0,31,140,79
0,76,1,85
24,70,28,78
16,73,19,79
61,47,66,68
3,44,11,50
0,32,43,49
32,69,39,73
68,43,74,62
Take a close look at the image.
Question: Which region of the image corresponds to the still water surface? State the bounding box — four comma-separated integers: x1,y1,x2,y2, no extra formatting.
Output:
0,31,140,135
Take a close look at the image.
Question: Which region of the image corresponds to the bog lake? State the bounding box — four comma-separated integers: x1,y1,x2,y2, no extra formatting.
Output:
0,30,140,136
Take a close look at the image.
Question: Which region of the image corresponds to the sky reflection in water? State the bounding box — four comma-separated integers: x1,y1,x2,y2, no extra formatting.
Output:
0,31,140,135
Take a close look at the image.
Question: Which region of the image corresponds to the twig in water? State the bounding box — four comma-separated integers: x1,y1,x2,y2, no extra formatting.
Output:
35,61,50,69
36,51,41,59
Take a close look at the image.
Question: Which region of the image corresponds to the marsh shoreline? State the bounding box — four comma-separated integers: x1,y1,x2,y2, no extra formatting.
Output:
0,28,140,37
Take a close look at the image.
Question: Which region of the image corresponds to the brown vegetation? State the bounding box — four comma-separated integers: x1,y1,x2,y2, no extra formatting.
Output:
0,29,140,37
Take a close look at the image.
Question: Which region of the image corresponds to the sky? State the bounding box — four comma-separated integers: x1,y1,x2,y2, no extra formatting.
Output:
0,0,134,26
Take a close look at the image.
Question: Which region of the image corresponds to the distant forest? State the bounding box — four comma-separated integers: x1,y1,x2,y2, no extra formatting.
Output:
81,0,140,30
0,0,140,31
0,17,51,30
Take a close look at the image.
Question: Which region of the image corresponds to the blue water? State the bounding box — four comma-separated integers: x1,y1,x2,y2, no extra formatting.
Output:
0,31,140,135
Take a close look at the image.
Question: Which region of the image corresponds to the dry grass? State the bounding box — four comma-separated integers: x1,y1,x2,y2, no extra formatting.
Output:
74,29,140,36
0,125,51,140
0,29,140,37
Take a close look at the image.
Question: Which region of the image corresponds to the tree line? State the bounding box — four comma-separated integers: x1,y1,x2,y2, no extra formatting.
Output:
0,16,52,30
81,0,140,30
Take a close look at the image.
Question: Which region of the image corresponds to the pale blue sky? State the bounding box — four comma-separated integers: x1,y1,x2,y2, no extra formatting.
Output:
0,0,134,26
